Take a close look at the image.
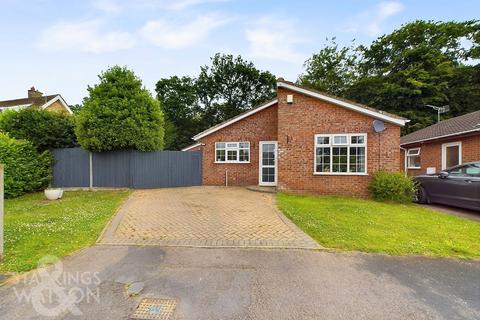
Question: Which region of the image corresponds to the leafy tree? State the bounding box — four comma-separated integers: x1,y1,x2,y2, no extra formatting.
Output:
156,76,200,150
76,66,164,152
348,20,480,133
155,54,276,149
298,20,480,133
299,38,359,96
0,108,77,151
197,53,277,125
69,104,83,113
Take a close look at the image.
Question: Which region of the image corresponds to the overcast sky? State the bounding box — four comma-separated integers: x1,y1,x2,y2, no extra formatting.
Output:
1,0,478,104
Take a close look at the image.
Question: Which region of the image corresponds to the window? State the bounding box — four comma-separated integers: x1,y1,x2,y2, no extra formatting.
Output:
406,148,421,169
447,163,480,177
215,142,250,163
442,142,461,170
314,134,367,174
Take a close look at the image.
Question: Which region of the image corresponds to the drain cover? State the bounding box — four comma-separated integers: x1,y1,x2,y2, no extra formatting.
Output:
131,298,177,320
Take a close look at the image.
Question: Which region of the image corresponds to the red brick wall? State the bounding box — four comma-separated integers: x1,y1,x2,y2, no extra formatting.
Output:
199,104,278,186
276,87,401,197
402,133,480,176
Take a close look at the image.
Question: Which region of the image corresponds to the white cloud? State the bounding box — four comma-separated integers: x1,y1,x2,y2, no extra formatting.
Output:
37,20,134,53
245,17,306,63
345,1,404,36
140,15,230,49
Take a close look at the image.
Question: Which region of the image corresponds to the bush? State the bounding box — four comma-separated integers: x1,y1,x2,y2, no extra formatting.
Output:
369,171,416,203
0,133,52,198
0,108,77,151
76,66,164,152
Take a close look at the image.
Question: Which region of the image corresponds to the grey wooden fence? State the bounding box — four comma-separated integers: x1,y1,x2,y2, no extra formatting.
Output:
52,148,202,188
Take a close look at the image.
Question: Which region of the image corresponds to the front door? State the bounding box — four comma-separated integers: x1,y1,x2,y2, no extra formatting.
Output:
259,141,277,186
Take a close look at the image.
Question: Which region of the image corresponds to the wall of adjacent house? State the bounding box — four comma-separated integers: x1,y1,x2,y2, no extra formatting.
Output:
45,101,69,113
402,133,480,176
276,87,401,197
199,104,278,186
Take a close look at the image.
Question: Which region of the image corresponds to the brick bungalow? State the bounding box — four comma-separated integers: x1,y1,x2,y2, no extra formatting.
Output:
401,110,480,176
184,79,409,196
0,87,72,114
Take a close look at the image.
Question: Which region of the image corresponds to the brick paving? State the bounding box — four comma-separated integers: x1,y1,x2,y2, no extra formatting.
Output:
99,186,320,249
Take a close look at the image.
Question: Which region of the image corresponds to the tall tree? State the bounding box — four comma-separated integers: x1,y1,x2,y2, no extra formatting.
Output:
156,54,276,150
156,76,200,150
299,38,359,96
298,20,480,133
197,53,277,125
76,66,164,152
348,20,480,133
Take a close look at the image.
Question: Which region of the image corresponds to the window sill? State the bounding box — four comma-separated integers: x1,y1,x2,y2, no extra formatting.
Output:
407,167,421,170
214,161,251,164
313,172,368,176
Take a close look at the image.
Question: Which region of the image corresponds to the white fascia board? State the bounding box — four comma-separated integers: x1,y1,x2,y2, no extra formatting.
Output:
193,99,278,140
277,82,408,126
181,143,203,151
41,95,73,114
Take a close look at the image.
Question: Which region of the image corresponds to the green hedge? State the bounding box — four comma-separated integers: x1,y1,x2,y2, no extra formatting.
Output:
0,133,52,198
0,108,77,151
369,171,416,203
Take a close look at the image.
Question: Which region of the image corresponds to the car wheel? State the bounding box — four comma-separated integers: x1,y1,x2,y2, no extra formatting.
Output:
415,186,428,204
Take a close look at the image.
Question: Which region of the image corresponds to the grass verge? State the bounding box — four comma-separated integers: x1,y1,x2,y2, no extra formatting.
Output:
277,193,480,259
0,190,130,273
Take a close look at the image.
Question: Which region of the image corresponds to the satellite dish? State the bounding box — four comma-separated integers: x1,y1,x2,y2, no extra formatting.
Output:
373,120,385,133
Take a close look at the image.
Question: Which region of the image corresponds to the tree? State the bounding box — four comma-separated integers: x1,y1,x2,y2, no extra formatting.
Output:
347,20,480,133
197,53,277,125
0,108,77,151
155,54,276,150
76,66,164,152
69,104,83,113
156,76,200,150
299,38,359,96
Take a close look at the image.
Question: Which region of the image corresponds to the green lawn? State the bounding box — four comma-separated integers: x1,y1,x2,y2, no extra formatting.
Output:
0,190,130,273
277,193,480,259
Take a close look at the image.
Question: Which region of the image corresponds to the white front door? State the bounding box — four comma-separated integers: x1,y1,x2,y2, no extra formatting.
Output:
259,141,278,186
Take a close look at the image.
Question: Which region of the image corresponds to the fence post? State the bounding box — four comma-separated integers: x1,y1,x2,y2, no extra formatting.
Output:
89,152,93,189
0,165,4,261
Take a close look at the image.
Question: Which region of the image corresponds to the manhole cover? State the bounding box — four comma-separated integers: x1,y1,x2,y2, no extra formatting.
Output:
130,298,177,320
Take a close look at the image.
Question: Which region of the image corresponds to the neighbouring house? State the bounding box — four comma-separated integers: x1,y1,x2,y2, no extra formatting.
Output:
0,87,72,114
400,110,480,176
183,79,409,197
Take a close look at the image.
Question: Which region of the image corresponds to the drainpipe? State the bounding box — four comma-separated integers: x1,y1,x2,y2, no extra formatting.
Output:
400,147,407,176
225,170,228,187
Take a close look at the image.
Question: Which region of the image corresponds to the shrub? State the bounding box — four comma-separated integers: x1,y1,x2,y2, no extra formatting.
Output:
0,108,77,151
369,171,416,203
76,66,164,152
0,133,52,198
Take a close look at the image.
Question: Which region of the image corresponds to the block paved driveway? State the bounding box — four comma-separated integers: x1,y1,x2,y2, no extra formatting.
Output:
99,186,319,249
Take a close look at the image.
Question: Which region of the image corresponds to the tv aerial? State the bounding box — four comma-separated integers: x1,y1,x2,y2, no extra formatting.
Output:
426,104,449,123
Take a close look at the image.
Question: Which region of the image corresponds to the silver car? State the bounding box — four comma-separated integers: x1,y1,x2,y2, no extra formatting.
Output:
414,161,480,211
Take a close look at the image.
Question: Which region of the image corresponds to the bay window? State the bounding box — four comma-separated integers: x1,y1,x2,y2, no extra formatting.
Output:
215,142,250,163
314,134,367,174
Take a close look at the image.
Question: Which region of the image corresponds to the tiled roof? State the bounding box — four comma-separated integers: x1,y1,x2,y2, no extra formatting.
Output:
400,110,480,145
0,94,59,109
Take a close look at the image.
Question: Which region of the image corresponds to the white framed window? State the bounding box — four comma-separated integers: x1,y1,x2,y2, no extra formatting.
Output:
406,148,421,169
314,134,367,175
215,142,250,163
442,141,461,170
